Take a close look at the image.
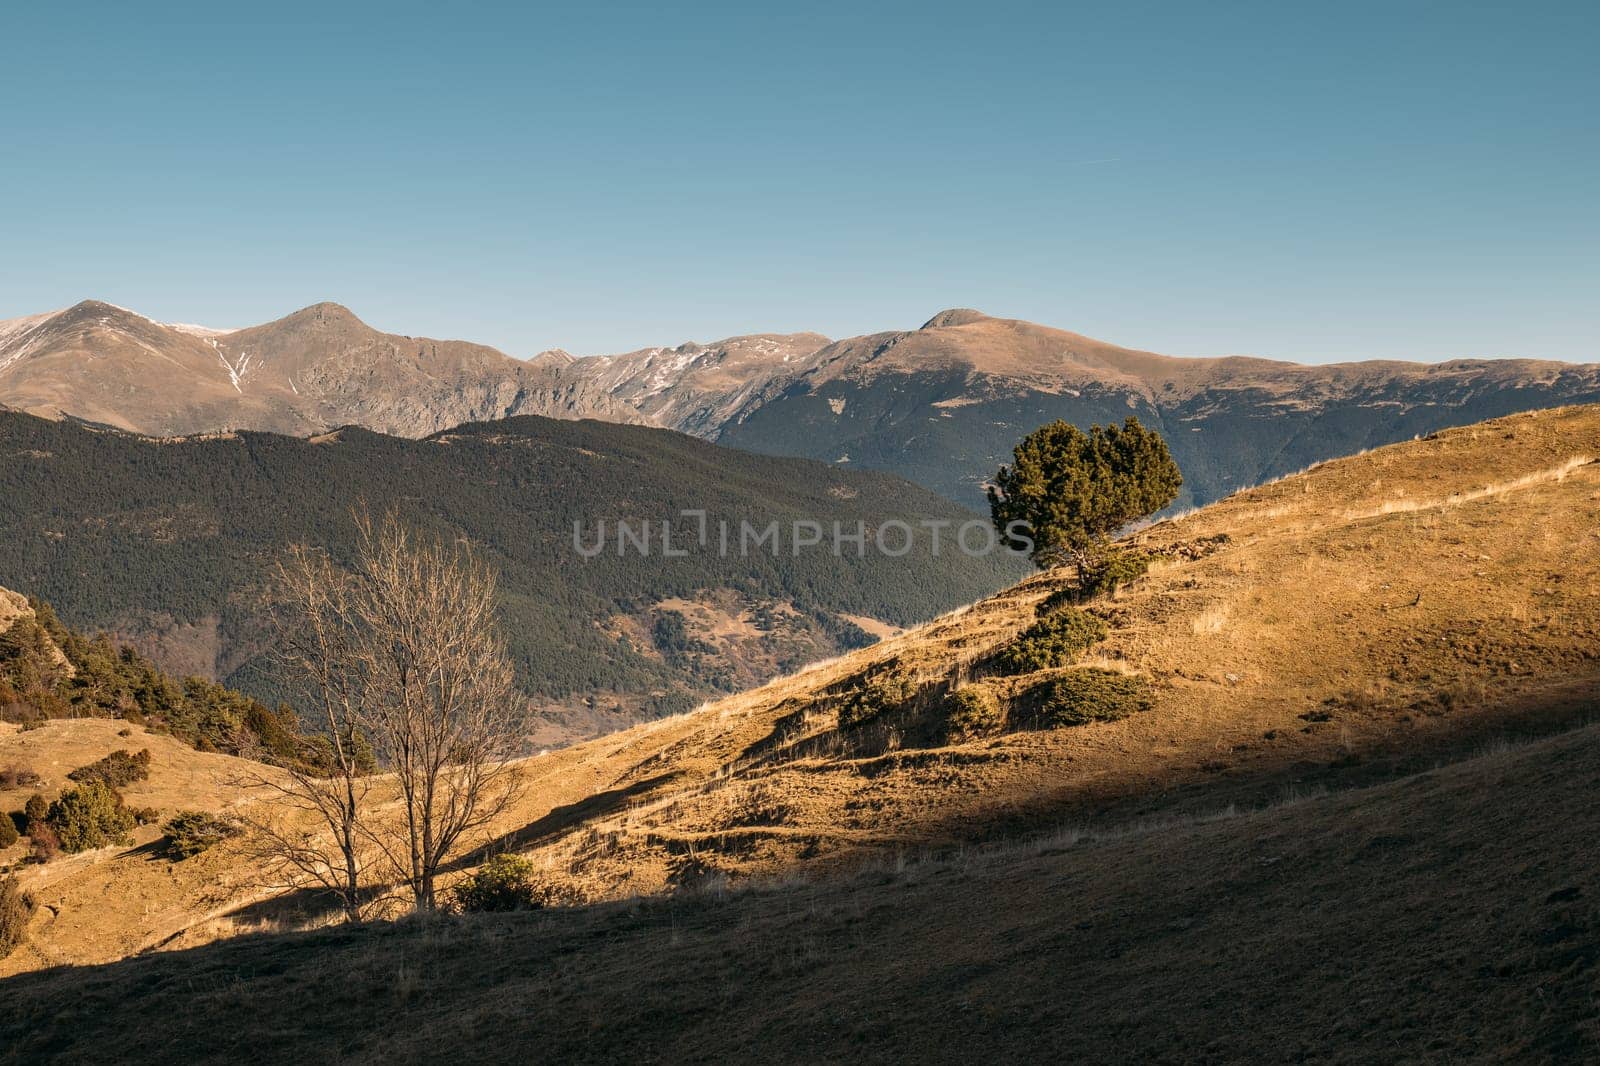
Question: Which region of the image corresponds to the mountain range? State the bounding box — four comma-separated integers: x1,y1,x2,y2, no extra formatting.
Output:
6,300,1597,509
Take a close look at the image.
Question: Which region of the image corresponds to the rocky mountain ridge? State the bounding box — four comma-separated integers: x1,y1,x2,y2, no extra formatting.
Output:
5,300,1597,507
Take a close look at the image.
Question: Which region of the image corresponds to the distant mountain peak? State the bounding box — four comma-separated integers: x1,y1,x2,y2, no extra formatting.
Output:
281,301,365,326
61,299,151,323
920,308,991,330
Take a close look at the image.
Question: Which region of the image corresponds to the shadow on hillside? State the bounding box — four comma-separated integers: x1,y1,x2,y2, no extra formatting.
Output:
447,770,683,873
856,680,1600,852
218,770,686,928
5,709,1600,1066
223,884,351,929
131,839,174,863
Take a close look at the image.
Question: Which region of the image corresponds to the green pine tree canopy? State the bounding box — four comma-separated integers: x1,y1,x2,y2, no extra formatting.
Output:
988,417,1182,569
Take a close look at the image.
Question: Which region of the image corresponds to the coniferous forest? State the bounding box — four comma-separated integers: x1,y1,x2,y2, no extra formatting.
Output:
0,410,1023,722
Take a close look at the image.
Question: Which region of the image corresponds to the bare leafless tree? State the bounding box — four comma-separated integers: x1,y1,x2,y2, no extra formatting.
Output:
236,546,375,924
348,512,529,912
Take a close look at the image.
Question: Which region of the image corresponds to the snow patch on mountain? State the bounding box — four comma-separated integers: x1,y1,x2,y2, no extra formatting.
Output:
0,311,61,374
168,322,237,338
210,339,253,393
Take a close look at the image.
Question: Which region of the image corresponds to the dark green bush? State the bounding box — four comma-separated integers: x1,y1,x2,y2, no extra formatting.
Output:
946,686,1004,741
0,875,35,958
22,794,48,824
451,854,580,913
994,609,1109,675
47,780,136,852
0,815,17,848
67,748,152,788
1029,669,1153,728
242,704,303,764
835,668,918,729
1081,550,1151,599
162,811,241,859
1034,586,1078,617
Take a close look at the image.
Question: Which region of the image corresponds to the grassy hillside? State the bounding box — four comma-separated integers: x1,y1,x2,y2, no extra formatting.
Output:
0,718,288,974
2,714,1596,1062
457,404,1600,897
2,405,1597,1060
0,410,1022,739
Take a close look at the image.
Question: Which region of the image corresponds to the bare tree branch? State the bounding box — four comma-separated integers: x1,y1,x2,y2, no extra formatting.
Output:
233,545,377,924
347,511,530,912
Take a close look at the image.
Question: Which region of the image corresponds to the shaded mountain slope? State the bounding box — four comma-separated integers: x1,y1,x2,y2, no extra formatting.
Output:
0,410,1022,740
3,705,1596,1063
714,309,1600,508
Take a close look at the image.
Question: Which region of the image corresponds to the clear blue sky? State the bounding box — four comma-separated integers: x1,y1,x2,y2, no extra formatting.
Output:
2,1,1594,362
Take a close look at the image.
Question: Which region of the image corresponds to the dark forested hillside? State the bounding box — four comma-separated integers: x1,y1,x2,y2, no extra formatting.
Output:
0,412,1023,740
0,591,301,759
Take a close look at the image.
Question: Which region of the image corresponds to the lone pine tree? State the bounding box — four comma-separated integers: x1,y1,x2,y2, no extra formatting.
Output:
988,416,1181,575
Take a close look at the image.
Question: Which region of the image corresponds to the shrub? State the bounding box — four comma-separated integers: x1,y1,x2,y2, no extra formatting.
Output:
1081,550,1151,599
26,822,60,863
23,793,49,824
242,704,302,764
0,816,17,848
67,748,152,788
835,667,918,729
0,766,42,789
1,875,35,958
994,609,1109,675
946,686,1003,741
451,854,579,913
47,780,136,852
162,811,241,859
1028,669,1154,728
1034,586,1078,617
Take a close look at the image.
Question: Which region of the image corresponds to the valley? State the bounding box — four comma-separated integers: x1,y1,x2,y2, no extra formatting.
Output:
0,409,1021,744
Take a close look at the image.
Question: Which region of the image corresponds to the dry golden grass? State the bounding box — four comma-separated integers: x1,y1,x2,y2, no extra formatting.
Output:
450,404,1600,902
3,712,1596,1063
4,404,1600,981
0,719,289,975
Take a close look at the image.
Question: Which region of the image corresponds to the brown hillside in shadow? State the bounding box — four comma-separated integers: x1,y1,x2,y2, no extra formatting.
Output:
3,717,1596,1063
